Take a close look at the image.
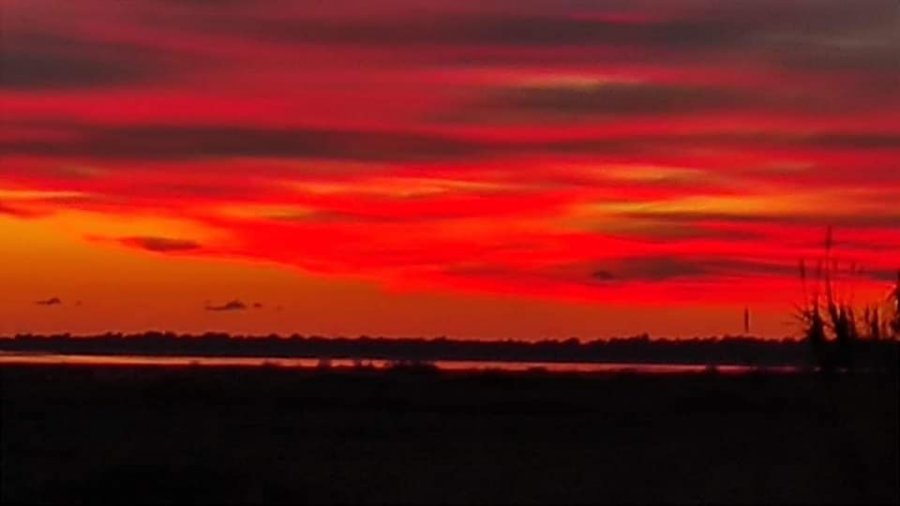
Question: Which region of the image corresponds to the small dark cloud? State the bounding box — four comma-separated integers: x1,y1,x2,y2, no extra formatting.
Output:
205,300,248,312
600,256,712,282
121,236,201,253
252,303,264,309
35,297,62,306
591,270,616,281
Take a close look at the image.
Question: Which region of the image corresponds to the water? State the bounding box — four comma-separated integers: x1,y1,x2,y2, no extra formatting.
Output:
0,351,800,374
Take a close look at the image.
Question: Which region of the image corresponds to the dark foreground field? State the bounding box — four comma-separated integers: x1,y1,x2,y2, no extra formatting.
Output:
2,365,897,504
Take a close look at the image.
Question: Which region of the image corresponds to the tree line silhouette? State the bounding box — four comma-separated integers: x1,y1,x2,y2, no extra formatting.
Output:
2,332,897,370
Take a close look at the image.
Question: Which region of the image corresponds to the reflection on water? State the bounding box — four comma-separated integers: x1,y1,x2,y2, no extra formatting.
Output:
0,351,800,374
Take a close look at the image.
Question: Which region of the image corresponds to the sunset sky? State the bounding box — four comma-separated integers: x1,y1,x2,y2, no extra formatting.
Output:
1,0,898,339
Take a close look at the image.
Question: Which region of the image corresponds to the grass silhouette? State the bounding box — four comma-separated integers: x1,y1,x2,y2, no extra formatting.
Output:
796,227,899,373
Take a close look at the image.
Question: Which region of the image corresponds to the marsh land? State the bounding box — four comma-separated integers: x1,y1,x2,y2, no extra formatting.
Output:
2,364,897,504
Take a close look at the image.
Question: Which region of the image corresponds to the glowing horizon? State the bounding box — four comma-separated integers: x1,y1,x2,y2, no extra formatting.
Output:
2,0,898,339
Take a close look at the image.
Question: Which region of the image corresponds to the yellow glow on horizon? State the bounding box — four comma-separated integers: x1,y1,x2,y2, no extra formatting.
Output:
0,213,790,339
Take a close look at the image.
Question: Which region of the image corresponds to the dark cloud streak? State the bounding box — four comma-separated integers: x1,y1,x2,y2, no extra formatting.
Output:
618,210,900,230
205,300,248,312
0,32,180,90
3,124,897,163
35,297,63,306
0,125,484,162
121,236,202,253
588,255,897,283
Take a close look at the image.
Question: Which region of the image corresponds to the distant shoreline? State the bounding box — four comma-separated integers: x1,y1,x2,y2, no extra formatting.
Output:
0,350,810,375
2,333,897,369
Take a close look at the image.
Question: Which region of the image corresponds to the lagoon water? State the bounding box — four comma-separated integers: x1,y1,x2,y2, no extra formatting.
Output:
0,351,799,374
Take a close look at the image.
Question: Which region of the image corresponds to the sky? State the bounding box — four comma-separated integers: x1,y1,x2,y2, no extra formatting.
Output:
1,0,898,339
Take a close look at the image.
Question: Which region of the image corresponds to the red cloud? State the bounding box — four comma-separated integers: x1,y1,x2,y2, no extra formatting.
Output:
1,0,898,321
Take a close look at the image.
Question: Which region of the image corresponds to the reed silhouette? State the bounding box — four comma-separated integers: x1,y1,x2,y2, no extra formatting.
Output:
796,227,899,374
892,271,900,338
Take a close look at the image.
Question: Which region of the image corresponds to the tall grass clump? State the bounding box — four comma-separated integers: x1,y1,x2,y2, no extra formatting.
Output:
891,271,900,339
796,228,898,374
